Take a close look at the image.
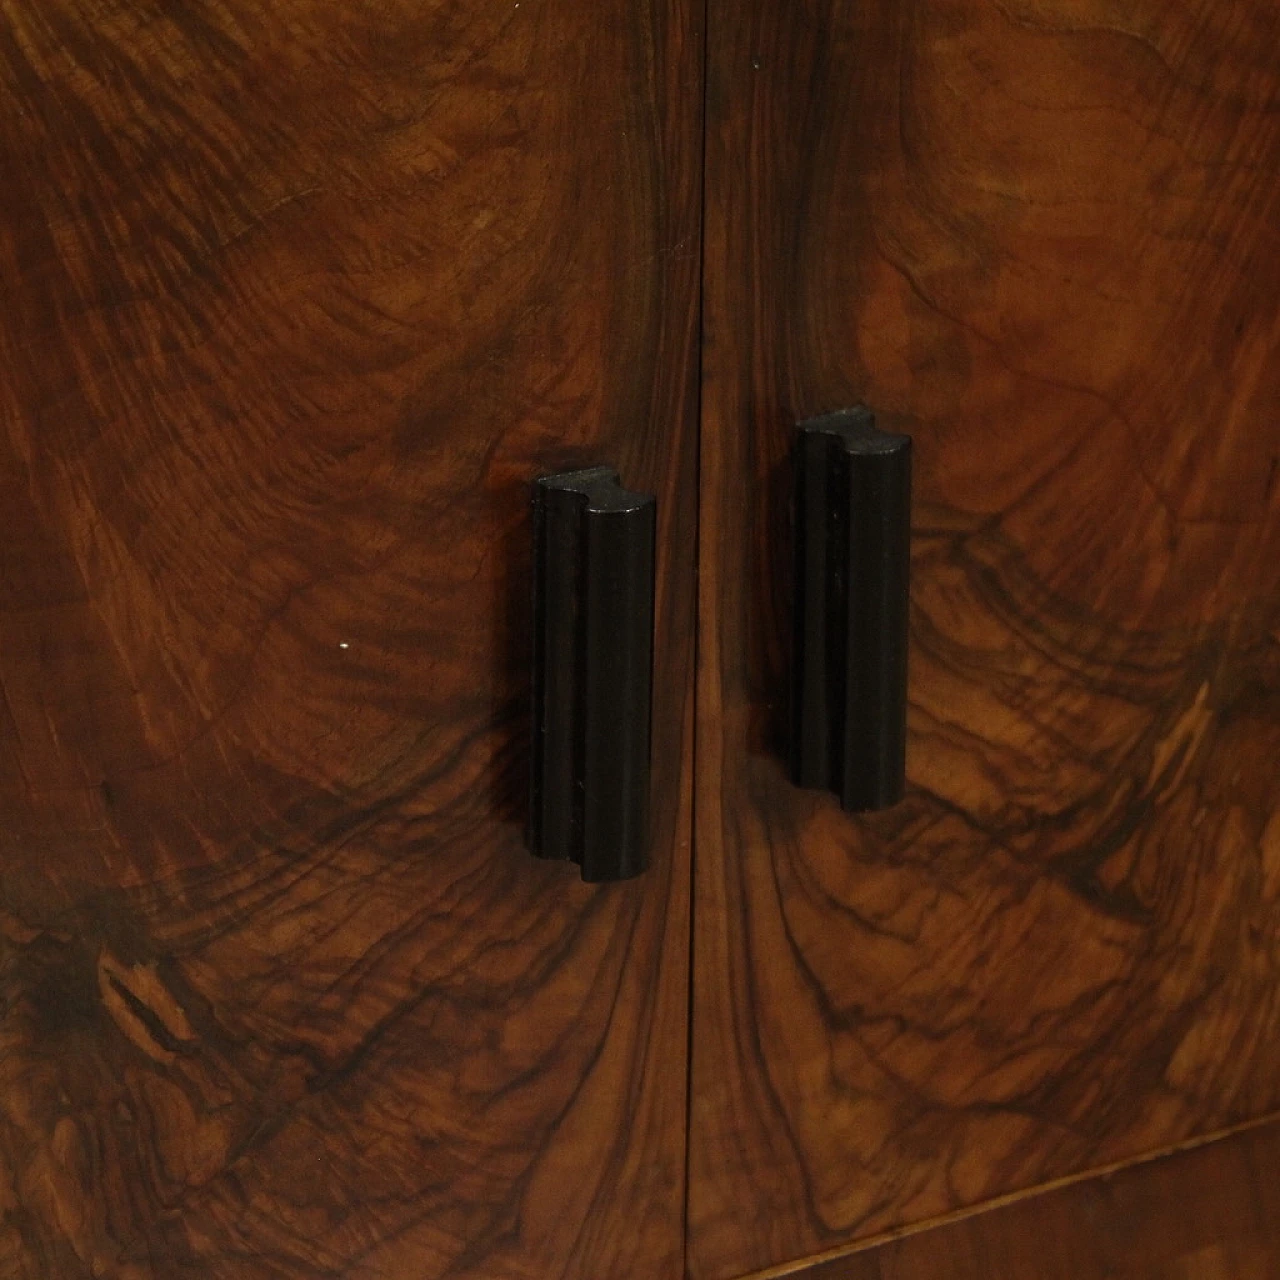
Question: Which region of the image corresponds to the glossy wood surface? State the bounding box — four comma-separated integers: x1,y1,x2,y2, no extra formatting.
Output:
691,0,1280,1276
0,1,702,1276
782,1117,1280,1280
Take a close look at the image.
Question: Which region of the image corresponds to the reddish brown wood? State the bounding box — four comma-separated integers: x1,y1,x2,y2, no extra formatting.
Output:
691,0,1280,1277
0,1,702,1276
780,1118,1280,1280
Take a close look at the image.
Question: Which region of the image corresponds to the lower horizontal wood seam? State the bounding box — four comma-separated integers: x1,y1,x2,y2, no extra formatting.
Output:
730,1109,1280,1280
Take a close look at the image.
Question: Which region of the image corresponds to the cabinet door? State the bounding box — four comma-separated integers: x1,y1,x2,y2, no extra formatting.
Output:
691,1,1280,1277
0,2,700,1276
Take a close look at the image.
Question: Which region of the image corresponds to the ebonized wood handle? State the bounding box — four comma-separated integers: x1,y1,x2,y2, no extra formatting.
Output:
530,467,656,880
791,408,912,811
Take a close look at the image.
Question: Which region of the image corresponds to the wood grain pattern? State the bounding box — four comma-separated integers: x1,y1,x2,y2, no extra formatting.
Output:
781,1117,1280,1280
0,1,702,1276
691,0,1280,1276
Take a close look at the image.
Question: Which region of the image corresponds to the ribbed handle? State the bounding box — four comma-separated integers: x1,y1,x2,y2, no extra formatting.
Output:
791,408,912,811
530,467,656,881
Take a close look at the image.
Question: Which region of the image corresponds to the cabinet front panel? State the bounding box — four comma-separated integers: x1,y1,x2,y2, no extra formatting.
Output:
691,0,1280,1276
0,1,701,1276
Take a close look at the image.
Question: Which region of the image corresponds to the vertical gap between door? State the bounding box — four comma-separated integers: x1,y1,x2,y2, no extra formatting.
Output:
680,0,711,1273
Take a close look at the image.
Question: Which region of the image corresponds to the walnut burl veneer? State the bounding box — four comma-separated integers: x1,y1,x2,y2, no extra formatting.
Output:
0,1,702,1276
791,1117,1280,1280
691,1,1280,1276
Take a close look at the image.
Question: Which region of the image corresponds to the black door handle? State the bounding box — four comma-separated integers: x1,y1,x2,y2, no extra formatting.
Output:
791,408,912,811
529,467,655,881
